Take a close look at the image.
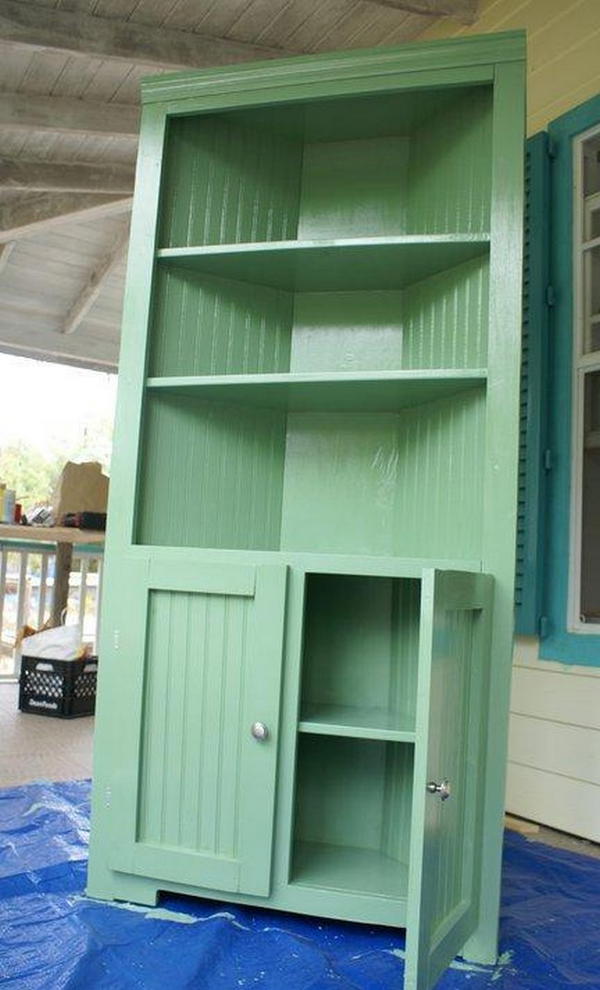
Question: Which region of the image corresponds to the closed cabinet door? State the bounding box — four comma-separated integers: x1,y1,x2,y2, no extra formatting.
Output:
405,570,493,990
108,557,287,897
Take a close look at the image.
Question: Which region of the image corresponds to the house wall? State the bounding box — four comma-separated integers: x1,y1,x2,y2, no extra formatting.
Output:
419,0,600,840
420,0,600,135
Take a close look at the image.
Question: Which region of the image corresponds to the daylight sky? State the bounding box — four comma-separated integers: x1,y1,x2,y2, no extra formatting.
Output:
0,354,117,454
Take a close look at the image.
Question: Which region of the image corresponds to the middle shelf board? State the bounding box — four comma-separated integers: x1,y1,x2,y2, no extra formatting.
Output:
299,703,416,743
157,235,490,292
146,370,486,414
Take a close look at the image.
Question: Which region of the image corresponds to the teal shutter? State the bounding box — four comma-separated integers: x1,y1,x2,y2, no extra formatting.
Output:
515,132,551,635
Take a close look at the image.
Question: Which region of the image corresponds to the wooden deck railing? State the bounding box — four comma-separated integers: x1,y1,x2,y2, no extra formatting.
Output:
0,539,104,679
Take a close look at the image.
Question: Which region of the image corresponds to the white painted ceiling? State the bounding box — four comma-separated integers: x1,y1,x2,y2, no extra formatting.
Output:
0,0,476,371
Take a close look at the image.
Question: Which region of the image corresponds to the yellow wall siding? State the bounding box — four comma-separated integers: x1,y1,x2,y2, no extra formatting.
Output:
421,0,600,134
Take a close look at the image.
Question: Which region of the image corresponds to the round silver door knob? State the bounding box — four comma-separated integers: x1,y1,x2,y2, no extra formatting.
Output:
251,721,269,741
426,779,451,801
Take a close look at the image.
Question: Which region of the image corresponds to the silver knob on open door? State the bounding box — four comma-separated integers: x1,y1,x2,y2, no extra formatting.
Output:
251,721,269,741
426,779,451,801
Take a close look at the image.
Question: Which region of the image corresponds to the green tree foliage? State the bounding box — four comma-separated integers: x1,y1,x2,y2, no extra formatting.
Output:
0,416,113,513
0,446,65,511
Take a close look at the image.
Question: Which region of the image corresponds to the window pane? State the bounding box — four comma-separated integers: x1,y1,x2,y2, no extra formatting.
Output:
580,369,600,621
583,245,600,352
583,133,600,199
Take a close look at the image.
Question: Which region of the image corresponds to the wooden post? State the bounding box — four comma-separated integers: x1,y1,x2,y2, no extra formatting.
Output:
52,541,73,626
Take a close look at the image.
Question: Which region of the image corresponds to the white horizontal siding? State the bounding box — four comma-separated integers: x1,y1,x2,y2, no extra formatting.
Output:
506,763,600,841
505,636,600,840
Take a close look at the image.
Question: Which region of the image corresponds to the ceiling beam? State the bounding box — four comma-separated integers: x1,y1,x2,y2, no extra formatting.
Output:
62,225,129,336
369,0,478,22
0,159,134,194
0,0,289,69
0,239,15,275
0,193,132,242
0,91,139,138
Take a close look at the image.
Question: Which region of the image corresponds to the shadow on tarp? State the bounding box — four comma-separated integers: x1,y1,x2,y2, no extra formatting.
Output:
0,780,599,989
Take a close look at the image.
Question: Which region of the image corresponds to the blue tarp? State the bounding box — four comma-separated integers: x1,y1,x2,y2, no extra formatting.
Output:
0,779,599,988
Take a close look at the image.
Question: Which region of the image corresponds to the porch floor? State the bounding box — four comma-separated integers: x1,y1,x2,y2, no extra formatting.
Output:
0,682,93,787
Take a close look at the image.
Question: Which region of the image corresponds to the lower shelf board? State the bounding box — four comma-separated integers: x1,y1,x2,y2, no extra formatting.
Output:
298,703,415,742
291,841,409,899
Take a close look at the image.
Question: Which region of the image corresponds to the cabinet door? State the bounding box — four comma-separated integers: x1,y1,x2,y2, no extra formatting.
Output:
108,557,287,897
405,570,493,990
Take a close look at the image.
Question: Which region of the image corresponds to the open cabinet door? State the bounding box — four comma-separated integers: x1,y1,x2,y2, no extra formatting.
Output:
405,570,493,990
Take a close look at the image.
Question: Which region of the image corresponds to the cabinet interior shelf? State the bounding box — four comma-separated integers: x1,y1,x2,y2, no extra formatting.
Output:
291,841,409,898
299,703,415,742
146,370,486,413
156,235,490,292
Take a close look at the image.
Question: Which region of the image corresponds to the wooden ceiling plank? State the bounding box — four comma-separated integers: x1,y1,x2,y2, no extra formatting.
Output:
62,224,129,335
0,158,134,193
0,0,290,68
367,0,478,24
0,91,139,137
0,192,132,241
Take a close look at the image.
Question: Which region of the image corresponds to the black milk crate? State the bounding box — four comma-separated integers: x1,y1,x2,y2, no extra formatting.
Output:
19,655,98,718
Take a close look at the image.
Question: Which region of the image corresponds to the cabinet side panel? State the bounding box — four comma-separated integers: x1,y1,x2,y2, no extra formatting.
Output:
138,588,249,856
407,88,492,235
393,389,485,559
149,269,293,377
158,115,304,247
402,256,489,370
136,395,286,549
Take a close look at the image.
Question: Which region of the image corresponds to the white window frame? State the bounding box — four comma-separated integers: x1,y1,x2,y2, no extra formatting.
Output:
568,122,600,632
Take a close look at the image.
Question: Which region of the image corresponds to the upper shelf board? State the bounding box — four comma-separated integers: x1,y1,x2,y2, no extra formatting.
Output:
157,236,490,292
146,370,486,413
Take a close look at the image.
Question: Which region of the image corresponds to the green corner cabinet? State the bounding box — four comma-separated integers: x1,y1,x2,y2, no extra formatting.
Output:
87,31,525,990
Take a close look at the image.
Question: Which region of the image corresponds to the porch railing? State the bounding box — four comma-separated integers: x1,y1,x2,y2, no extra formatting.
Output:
0,539,104,679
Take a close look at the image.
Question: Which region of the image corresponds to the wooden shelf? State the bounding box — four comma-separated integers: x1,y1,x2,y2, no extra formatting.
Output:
156,235,490,292
291,841,409,898
146,369,486,413
299,703,415,742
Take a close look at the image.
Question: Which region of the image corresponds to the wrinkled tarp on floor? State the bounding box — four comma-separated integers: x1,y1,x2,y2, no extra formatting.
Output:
0,779,599,989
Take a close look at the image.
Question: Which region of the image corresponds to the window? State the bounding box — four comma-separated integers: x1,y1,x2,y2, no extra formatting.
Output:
571,126,600,629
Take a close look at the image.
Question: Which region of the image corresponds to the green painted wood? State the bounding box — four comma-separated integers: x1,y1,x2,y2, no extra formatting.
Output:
136,394,286,550
146,370,487,412
140,34,520,107
465,58,525,966
402,256,489,370
157,237,489,292
107,559,287,897
514,133,550,635
406,87,492,235
405,570,493,990
148,268,293,377
300,574,420,731
87,32,525,990
158,114,303,248
292,734,414,899
298,705,416,743
281,389,485,559
149,256,489,380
